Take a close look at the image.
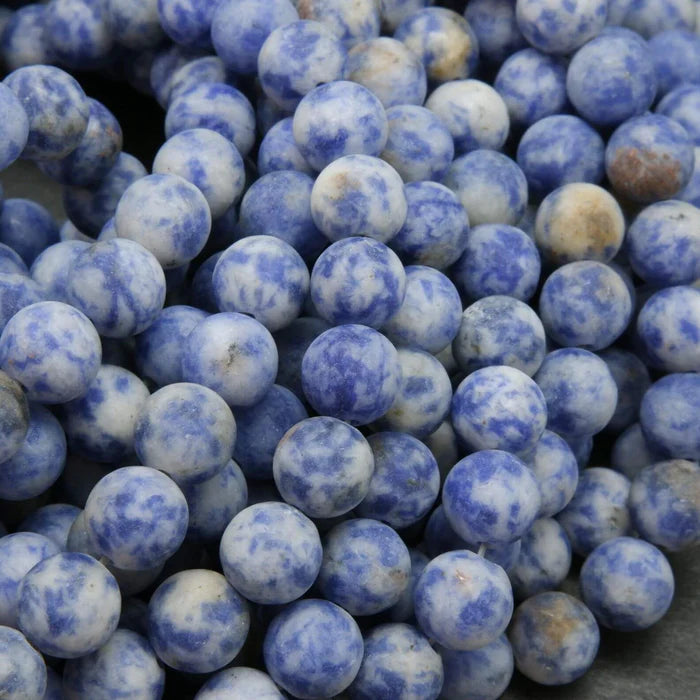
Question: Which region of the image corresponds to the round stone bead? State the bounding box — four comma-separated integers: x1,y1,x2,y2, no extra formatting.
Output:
0,301,101,404
18,552,120,658
0,626,47,699
30,240,89,303
263,599,363,699
257,118,315,176
195,667,285,700
107,0,164,50
297,0,381,48
509,592,599,685
0,273,46,333
18,503,81,551
443,449,541,545
656,84,700,146
0,83,28,171
0,198,59,266
165,56,231,106
301,324,400,426
648,28,700,95
0,369,28,463
272,416,374,518
580,537,674,631
3,64,89,160
157,0,216,47
1,5,52,72
310,155,406,243
414,550,513,651
84,466,188,569
613,0,696,39
629,459,700,551
0,243,28,277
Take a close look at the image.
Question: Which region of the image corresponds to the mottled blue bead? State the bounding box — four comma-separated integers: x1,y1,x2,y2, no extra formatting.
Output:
0,369,28,464
612,0,696,38
494,48,567,129
165,55,232,106
509,591,599,685
599,348,651,433
656,84,700,148
107,0,164,50
195,667,285,699
0,273,45,333
388,548,429,623
298,0,381,48
0,5,51,72
18,503,80,551
0,625,47,698
182,311,278,407
0,83,28,171
148,568,249,673
29,240,89,303
465,0,527,65
258,117,315,176
581,536,674,630
273,415,375,518
0,198,59,266
611,422,659,480
444,150,528,227
0,243,28,277
534,348,618,438
648,29,700,95
157,0,215,48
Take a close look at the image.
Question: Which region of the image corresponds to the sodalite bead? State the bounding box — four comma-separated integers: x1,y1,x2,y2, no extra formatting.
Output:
182,312,278,407
64,152,147,236
258,118,315,176
349,623,443,700
0,199,59,266
509,592,599,685
157,0,215,48
220,501,322,604
606,113,695,203
63,628,165,700
626,200,700,286
528,430,579,518
1,5,52,72
18,552,120,658
293,82,388,173
444,150,528,227
213,235,310,332
310,155,406,243
107,0,163,50
0,273,45,332
382,266,461,354
297,0,381,48
494,48,567,129
0,83,28,171
264,599,363,697
0,243,28,277
657,84,700,146
0,533,60,627
84,466,188,569
165,56,231,105
19,503,81,551
599,348,651,433
148,569,249,673
415,550,513,651
648,29,700,95
377,348,452,439
443,450,541,544
580,537,674,631
613,0,696,38
510,518,572,600
0,300,102,404
0,369,28,464
135,383,236,484
388,548,429,622
153,129,245,219
302,324,400,425
394,8,479,83
637,285,700,372
195,667,285,699
0,626,47,699
3,65,89,160
30,240,89,302
465,0,527,66
258,19,348,110
346,37,427,108
438,635,514,700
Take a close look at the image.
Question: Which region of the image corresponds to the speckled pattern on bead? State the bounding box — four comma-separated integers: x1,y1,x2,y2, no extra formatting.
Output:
18,503,80,551
30,240,89,303
0,273,45,333
257,118,315,176
0,625,47,699
0,83,28,171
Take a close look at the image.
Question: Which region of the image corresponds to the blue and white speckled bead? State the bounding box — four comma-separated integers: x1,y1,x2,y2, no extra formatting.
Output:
637,285,700,372
349,623,443,700
84,466,188,569
465,0,527,66
3,65,89,160
107,0,163,50
0,532,60,627
356,431,440,528
62,628,165,700
257,118,315,176
18,552,120,658
494,48,567,129
534,183,626,265
425,80,509,154
195,667,285,699
0,301,101,404
438,634,514,700
18,503,81,551
382,265,461,355
1,5,52,72
388,548,429,623
0,370,28,464
629,459,700,551
213,235,309,332
611,422,660,480
606,113,695,203
388,181,467,269
346,37,427,108
394,8,479,83
0,626,47,699
311,237,406,328
293,82,388,172
510,518,572,600
302,324,400,425
0,198,59,266
444,150,528,227
528,429,579,518
509,591,599,685
580,537,674,631
376,347,452,439
626,200,700,287
182,311,278,407
453,296,546,377
0,243,28,277
0,83,28,172
148,569,249,673
556,467,631,556
264,599,364,698
613,0,696,39
220,502,322,605
30,240,89,303
451,366,547,458
648,29,700,95
153,128,245,219
0,273,45,333
415,550,513,651
297,0,380,48
273,415,375,518
656,84,700,145
165,56,230,105
157,0,215,47
443,450,541,544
